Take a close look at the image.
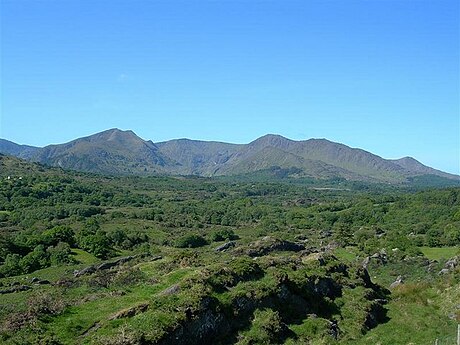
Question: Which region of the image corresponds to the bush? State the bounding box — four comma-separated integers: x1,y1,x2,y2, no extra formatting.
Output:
174,234,207,248
209,229,238,242
41,225,75,247
47,242,75,265
238,309,287,345
0,254,22,277
20,245,48,273
111,267,146,287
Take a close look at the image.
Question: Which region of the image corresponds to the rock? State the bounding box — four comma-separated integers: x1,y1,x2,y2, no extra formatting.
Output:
110,290,126,296
37,279,50,285
244,237,305,257
438,268,450,275
312,277,342,298
112,256,131,265
215,241,236,252
108,302,149,320
302,252,327,266
160,284,181,296
322,241,339,252
0,285,31,295
369,250,387,265
364,301,387,330
96,262,118,271
319,230,332,238
74,265,96,277
362,256,371,269
31,277,50,285
329,320,340,340
356,267,373,288
389,276,403,289
74,255,150,277
426,260,438,272
445,256,458,270
54,279,76,288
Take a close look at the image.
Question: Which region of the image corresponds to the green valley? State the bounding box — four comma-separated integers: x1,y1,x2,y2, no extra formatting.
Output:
0,154,458,344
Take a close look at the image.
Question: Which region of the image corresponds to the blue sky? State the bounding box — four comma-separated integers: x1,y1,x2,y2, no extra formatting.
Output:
1,0,459,174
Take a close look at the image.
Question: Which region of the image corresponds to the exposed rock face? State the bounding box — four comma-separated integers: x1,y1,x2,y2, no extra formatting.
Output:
389,275,404,289
73,254,160,277
237,236,305,257
445,256,458,270
437,256,459,275
0,285,31,294
150,260,388,345
160,284,181,296
438,268,450,275
215,241,236,252
356,267,374,288
108,303,149,320
364,301,388,329
156,307,230,345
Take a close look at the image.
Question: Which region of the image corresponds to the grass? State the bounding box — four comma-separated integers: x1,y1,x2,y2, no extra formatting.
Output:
351,283,458,345
333,247,360,263
71,248,99,265
44,267,193,344
419,247,459,261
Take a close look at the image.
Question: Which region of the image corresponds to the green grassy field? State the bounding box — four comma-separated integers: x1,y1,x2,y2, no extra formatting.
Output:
419,247,459,261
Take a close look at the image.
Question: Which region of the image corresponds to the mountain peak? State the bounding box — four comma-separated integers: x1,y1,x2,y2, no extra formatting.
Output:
250,134,294,150
1,129,458,184
91,128,140,141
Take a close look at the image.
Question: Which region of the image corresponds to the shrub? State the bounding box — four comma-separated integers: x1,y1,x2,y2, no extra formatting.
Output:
0,253,22,277
20,245,48,273
111,267,146,287
209,229,238,242
41,225,75,247
47,242,75,265
174,234,207,248
238,309,286,345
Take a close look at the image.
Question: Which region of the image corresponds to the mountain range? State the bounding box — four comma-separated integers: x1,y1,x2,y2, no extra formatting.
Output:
1,128,458,184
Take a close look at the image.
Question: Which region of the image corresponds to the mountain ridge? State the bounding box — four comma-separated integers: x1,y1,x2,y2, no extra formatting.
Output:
1,128,458,184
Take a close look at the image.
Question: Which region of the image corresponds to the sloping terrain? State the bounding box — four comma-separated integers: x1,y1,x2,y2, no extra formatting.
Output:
27,129,173,175
1,129,458,185
0,157,459,344
0,139,39,159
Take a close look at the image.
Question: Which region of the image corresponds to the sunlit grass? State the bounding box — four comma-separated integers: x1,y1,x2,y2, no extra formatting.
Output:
419,247,459,261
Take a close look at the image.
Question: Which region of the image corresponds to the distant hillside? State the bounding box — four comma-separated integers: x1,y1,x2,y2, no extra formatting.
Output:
0,139,39,159
156,138,240,175
1,129,459,185
27,129,173,175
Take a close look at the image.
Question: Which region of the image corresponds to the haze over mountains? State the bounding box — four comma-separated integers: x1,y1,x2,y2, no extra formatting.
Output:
1,128,458,184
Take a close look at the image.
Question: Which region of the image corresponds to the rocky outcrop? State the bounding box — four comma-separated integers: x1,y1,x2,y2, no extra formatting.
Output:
215,241,236,252
160,284,181,296
73,254,161,277
389,275,404,289
108,303,149,320
0,284,31,294
151,261,387,345
237,236,305,257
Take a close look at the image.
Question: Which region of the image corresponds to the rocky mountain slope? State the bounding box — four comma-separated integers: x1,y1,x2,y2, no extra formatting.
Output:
1,128,458,184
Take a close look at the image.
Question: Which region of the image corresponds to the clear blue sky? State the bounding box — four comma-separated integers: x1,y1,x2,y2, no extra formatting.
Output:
1,0,459,174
